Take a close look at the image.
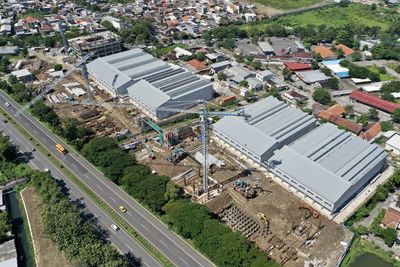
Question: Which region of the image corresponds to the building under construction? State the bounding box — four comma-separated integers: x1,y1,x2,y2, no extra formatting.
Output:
69,31,122,58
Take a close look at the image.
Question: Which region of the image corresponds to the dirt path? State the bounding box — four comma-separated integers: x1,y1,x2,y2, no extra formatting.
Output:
21,187,72,267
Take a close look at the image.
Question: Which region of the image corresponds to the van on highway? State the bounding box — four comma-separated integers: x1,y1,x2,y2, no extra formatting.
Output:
55,144,67,154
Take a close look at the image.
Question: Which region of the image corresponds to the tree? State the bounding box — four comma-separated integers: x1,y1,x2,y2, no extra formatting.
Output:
396,65,400,74
312,88,331,105
239,80,248,87
380,121,394,132
217,72,226,81
344,104,354,117
357,113,369,126
382,228,397,247
327,77,339,90
368,108,379,121
282,68,292,81
392,109,400,123
53,64,62,71
101,20,118,33
335,47,344,58
356,225,369,236
164,181,183,202
0,133,17,161
352,51,362,62
8,75,18,85
311,60,319,70
0,211,10,243
251,60,262,70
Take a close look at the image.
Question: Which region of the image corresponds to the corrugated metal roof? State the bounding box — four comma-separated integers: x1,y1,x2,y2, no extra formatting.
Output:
270,123,387,203
87,49,214,112
214,97,316,158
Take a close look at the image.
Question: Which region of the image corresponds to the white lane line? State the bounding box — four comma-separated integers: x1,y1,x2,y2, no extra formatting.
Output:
109,197,117,203
71,163,77,168
84,173,90,179
159,240,168,247
141,223,149,231
179,257,189,266
126,244,134,251
96,185,104,191
33,129,38,134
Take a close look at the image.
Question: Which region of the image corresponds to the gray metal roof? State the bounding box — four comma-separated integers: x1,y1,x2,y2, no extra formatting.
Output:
213,97,316,158
295,70,330,84
269,123,387,203
87,49,214,111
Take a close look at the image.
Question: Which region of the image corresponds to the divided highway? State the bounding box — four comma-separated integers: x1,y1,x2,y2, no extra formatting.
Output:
0,90,214,267
0,106,161,267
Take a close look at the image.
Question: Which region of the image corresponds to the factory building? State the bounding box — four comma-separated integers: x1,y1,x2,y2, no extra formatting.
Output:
69,31,122,58
268,123,387,214
213,97,317,164
87,49,214,120
213,97,387,214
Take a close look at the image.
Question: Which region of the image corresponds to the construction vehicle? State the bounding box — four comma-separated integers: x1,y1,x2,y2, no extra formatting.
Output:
167,147,187,165
256,213,269,228
299,204,319,219
233,179,258,199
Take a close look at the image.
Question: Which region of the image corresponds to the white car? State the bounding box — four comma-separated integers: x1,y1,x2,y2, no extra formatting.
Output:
44,168,50,172
5,102,10,107
111,224,119,231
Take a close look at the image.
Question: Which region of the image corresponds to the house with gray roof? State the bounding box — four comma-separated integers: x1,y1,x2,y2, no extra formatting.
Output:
87,49,214,120
213,96,317,164
268,123,387,214
0,239,17,267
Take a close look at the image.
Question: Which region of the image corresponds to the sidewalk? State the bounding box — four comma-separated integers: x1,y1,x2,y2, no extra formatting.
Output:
333,165,394,224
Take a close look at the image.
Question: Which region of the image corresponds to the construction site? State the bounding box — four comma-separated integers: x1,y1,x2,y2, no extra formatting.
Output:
18,49,354,267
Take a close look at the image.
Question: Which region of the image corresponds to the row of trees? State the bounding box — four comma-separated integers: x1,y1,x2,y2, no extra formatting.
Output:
340,60,380,82
82,137,279,266
29,170,130,266
346,171,400,227
0,133,13,242
29,100,92,150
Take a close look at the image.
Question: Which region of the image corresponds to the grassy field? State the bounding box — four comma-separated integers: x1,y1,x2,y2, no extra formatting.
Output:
243,4,396,31
340,236,400,267
367,65,396,81
21,187,72,267
251,0,325,10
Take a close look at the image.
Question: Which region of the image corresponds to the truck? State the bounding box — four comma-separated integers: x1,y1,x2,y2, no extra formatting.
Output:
55,144,67,154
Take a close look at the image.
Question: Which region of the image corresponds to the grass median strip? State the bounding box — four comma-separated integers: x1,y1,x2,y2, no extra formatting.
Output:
0,110,174,267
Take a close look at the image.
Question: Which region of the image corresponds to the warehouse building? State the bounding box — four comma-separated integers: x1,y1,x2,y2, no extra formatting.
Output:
69,31,122,58
268,123,387,214
87,49,214,120
213,97,317,164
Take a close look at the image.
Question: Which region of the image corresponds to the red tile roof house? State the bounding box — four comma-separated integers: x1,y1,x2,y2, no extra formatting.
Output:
283,62,312,72
350,90,400,113
186,59,209,73
382,207,400,229
318,104,362,134
359,122,382,142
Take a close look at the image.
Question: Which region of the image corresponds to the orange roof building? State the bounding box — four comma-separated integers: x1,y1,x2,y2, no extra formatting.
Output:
359,122,382,141
318,104,362,134
336,44,354,57
187,59,208,71
382,207,400,229
312,46,335,59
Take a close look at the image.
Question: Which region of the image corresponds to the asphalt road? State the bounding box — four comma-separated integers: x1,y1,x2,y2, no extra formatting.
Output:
0,111,161,267
0,90,214,267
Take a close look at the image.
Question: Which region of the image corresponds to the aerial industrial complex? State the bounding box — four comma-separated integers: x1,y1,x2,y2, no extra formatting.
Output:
214,97,387,214
87,49,215,120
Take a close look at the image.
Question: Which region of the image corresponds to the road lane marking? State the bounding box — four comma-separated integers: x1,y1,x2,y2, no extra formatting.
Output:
109,197,117,203
84,174,90,179
159,240,168,247
126,244,134,251
72,163,77,168
141,223,149,231
96,185,104,191
179,257,189,266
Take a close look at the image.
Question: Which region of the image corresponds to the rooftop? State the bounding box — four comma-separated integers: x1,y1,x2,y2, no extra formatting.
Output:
313,46,334,59
382,207,400,229
269,123,387,204
350,90,400,113
214,97,316,159
0,239,17,266
295,70,330,84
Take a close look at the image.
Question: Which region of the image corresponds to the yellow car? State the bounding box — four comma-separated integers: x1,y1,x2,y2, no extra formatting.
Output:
119,205,127,213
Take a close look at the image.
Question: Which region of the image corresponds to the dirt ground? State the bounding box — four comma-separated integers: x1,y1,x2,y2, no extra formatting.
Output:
207,171,353,267
21,187,72,267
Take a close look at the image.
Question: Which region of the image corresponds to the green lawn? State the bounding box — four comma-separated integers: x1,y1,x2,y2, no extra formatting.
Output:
340,236,400,267
251,0,325,10
243,4,396,31
367,65,396,81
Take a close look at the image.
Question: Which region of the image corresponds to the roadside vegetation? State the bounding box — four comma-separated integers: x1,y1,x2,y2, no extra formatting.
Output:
82,137,280,267
345,170,400,228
